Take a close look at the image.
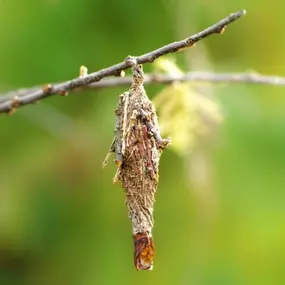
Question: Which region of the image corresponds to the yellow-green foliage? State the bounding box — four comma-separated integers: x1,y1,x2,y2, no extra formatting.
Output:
153,58,222,155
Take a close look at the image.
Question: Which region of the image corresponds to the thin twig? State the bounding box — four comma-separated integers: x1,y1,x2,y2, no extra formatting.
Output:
3,70,285,105
0,10,246,114
63,71,285,88
90,72,285,87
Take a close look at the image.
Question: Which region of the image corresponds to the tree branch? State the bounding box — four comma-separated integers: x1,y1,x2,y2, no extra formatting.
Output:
3,70,285,104
0,10,246,114
88,72,285,87
62,71,285,88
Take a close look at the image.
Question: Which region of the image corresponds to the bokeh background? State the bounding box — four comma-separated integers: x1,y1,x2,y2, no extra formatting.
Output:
1,1,285,285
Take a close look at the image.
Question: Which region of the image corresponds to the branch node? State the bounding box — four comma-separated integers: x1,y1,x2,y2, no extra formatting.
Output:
11,96,20,108
217,25,227,34
147,55,156,63
125,56,138,67
42,84,53,94
6,96,21,115
58,90,68,97
185,39,195,47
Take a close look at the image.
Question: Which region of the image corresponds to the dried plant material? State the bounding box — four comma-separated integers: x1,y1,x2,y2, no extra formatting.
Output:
104,57,170,270
153,58,222,155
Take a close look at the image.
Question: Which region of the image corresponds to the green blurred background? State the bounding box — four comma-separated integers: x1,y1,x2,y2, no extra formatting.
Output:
1,1,285,285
